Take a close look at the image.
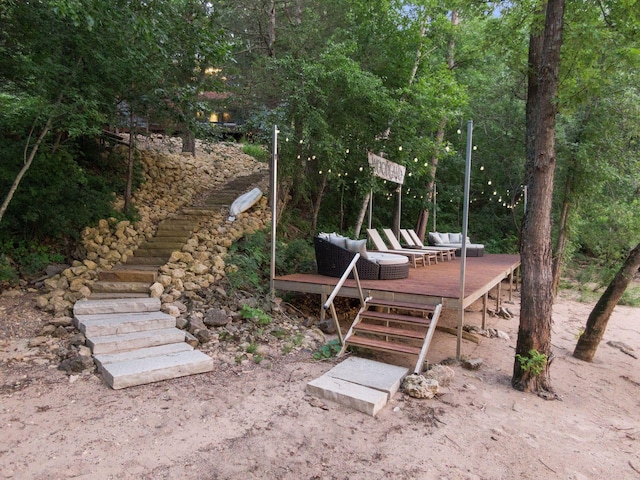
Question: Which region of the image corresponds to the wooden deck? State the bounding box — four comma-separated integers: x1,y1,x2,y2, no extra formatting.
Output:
273,254,520,311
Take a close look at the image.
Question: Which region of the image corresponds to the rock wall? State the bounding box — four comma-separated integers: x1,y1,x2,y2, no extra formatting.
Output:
37,139,269,317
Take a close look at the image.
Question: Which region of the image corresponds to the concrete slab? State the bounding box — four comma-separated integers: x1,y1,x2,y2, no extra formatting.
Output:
94,343,193,368
101,350,213,389
306,375,388,416
87,328,185,354
73,297,160,316
74,311,175,336
325,357,409,399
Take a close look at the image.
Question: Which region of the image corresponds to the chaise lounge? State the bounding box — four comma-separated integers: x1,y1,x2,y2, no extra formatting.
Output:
427,231,484,257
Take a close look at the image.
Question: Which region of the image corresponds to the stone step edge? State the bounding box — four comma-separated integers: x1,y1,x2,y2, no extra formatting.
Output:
74,311,176,336
74,297,160,316
87,327,185,355
94,342,193,367
100,350,213,390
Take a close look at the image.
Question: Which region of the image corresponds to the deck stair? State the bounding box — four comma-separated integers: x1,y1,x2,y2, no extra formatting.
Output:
74,297,213,389
341,299,442,374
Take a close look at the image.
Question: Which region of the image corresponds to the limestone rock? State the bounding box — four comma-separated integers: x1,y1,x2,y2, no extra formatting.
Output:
204,308,230,327
424,364,455,387
403,374,439,399
461,358,483,370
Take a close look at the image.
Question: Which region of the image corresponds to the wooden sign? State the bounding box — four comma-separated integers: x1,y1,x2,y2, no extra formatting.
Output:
368,152,405,185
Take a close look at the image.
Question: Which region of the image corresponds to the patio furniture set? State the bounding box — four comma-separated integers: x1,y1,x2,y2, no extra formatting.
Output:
314,228,483,280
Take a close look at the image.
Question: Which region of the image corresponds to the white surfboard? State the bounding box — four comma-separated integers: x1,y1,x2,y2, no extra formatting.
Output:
228,187,263,221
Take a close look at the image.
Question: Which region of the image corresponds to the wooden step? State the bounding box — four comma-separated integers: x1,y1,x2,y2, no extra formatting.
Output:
360,310,432,326
92,281,150,294
88,292,150,300
345,336,422,356
353,323,427,340
133,249,177,257
98,267,157,283
366,299,436,312
124,256,167,265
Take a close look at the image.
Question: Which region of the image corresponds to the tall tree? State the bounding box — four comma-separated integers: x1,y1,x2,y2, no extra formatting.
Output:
573,242,640,362
512,0,565,395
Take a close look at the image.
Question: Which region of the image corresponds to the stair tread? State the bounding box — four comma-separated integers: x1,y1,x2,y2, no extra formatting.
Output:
94,342,193,366
89,293,150,299
87,328,185,355
366,299,436,312
100,349,213,389
92,281,151,293
74,297,160,315
360,310,432,325
75,311,175,336
353,322,429,340
346,336,422,356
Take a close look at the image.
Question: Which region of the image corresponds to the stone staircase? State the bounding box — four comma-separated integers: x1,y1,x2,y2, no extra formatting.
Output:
73,297,213,389
76,170,267,389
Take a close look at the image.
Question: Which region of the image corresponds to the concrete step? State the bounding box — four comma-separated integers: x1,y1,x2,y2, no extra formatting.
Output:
98,348,213,389
74,297,161,316
75,311,176,337
98,267,157,283
87,327,185,355
94,342,193,367
306,357,409,416
92,281,150,294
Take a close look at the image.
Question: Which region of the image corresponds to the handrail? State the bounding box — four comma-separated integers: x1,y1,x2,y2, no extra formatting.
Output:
322,252,367,345
323,253,360,310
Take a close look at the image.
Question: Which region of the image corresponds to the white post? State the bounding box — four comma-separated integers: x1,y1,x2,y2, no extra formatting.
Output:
368,188,373,230
433,182,437,232
269,125,278,298
457,120,473,360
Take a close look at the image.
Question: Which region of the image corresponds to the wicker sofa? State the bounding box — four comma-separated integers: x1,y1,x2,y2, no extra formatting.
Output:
427,232,485,257
314,235,410,280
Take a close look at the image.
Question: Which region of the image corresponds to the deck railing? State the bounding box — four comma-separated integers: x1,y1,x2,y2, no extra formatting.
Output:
322,253,369,344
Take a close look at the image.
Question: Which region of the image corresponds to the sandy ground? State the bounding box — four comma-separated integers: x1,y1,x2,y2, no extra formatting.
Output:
1,287,639,480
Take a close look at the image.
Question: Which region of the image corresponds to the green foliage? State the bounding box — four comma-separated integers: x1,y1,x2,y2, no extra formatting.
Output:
226,230,315,294
0,254,19,286
242,143,269,162
312,339,342,360
515,349,548,377
620,286,640,307
0,241,64,279
240,305,271,326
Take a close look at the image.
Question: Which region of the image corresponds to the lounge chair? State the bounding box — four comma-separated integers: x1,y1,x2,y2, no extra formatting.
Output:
382,228,439,265
366,229,427,268
401,229,456,261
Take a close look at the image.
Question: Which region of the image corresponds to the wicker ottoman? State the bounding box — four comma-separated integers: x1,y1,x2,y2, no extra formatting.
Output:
367,252,410,279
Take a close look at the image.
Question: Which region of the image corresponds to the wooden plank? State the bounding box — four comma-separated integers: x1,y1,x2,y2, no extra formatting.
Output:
436,326,481,344
346,336,422,356
353,323,427,340
367,299,436,312
360,310,432,326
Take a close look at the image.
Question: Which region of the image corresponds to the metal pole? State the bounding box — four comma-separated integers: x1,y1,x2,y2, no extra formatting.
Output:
396,185,402,237
433,182,437,232
457,120,473,360
269,125,278,298
523,185,528,214
368,189,373,230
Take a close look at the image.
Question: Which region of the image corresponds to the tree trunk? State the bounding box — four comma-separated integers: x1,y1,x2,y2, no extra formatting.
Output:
310,174,327,235
552,178,572,297
573,242,640,362
354,191,370,238
181,130,196,156
124,110,136,214
513,0,565,395
0,93,62,224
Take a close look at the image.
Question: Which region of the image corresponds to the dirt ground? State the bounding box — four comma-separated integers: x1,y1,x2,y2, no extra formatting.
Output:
1,286,639,480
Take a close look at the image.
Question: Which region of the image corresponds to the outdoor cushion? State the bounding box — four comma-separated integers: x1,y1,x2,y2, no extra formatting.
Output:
428,232,443,245
367,252,409,265
345,238,368,260
319,232,348,249
449,233,462,243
